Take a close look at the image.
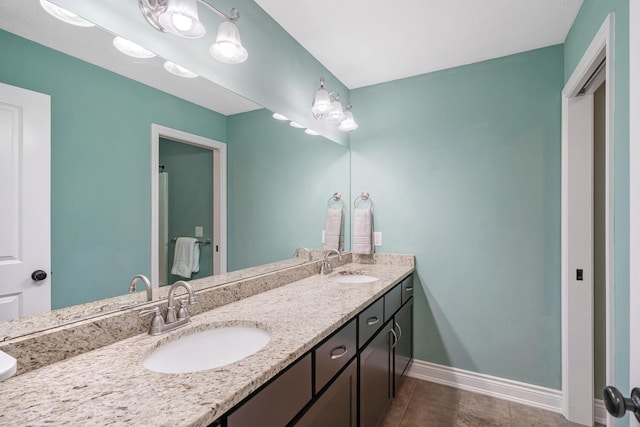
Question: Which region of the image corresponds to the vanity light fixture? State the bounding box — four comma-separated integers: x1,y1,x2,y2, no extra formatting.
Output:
139,0,248,64
163,61,198,78
311,77,358,132
40,0,95,27
113,37,157,59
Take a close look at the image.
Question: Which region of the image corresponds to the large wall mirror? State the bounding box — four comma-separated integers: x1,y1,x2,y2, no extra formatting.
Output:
0,1,350,339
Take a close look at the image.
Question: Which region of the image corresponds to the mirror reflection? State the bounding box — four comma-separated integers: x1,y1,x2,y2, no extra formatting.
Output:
0,0,350,339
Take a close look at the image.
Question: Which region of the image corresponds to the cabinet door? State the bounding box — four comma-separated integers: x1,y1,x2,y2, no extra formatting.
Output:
360,322,392,427
227,354,312,427
394,298,413,396
293,360,357,427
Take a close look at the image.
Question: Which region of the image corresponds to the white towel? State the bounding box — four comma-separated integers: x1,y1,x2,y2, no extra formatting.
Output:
353,208,373,254
323,208,344,251
171,237,200,279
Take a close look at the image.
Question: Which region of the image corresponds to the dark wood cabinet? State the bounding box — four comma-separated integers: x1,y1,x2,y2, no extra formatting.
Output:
220,273,414,427
393,297,413,396
359,322,393,427
293,360,357,427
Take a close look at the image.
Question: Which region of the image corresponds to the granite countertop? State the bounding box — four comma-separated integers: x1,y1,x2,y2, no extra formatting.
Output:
0,262,413,427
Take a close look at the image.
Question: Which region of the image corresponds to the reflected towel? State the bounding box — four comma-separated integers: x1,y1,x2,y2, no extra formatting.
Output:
353,208,373,255
323,208,344,251
171,237,200,279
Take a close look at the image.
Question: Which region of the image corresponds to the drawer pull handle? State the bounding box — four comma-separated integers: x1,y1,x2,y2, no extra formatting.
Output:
404,287,413,292
367,316,380,326
330,345,348,360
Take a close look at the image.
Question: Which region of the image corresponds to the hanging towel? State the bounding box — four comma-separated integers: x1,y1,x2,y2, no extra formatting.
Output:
353,208,373,255
323,208,344,251
171,237,200,279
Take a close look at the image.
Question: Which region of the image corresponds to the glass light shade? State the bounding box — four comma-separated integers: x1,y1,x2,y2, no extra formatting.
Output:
311,88,331,115
210,20,248,64
113,37,156,59
304,129,320,136
289,121,305,129
326,100,346,123
163,61,198,78
272,113,288,121
40,0,95,27
158,0,205,38
338,110,359,132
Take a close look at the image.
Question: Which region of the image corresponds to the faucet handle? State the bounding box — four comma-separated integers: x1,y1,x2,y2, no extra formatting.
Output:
177,299,190,320
139,307,164,335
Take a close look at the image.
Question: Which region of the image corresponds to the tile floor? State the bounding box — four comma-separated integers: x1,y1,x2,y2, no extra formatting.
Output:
381,377,605,427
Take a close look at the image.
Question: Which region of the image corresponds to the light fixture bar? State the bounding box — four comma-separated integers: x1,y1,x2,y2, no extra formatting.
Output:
197,2,239,22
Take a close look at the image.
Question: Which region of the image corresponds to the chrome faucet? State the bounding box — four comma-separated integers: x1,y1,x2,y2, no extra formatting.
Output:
294,247,312,261
128,274,153,301
139,280,197,336
320,249,342,275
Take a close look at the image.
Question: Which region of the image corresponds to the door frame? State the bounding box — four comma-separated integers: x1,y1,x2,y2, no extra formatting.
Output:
150,124,227,287
561,13,615,426
630,2,640,425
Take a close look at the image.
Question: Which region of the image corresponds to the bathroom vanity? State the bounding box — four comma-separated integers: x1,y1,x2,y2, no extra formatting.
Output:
0,255,414,426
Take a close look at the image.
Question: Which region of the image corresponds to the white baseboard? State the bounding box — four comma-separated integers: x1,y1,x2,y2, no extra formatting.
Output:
408,359,606,424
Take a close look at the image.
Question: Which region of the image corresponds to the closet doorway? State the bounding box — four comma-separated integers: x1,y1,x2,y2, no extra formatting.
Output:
150,124,227,287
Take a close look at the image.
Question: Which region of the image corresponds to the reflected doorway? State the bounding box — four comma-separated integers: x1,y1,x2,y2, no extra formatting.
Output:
151,124,227,289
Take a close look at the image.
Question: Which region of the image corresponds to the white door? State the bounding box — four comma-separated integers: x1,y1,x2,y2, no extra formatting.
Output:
0,82,51,321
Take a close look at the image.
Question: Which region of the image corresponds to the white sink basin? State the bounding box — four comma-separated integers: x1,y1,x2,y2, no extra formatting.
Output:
332,275,379,284
143,326,271,374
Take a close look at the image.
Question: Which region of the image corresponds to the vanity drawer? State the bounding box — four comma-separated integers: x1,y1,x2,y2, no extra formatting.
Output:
358,297,384,349
384,283,402,322
314,319,357,393
227,354,312,427
401,274,414,304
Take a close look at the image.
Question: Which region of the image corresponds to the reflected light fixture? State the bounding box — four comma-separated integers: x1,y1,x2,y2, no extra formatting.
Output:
139,0,248,64
272,113,288,121
304,129,320,136
113,36,157,59
289,121,305,129
163,61,198,78
40,0,95,27
311,77,358,132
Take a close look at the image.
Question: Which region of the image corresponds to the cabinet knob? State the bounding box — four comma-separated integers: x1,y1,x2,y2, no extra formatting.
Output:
603,386,640,421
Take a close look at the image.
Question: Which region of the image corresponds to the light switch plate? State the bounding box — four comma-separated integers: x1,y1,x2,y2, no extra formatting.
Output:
321,230,326,244
374,232,382,246
195,226,203,237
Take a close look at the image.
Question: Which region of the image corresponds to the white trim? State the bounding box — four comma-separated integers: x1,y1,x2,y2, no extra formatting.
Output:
594,399,607,425
630,1,640,426
408,360,607,423
150,124,227,287
561,13,615,426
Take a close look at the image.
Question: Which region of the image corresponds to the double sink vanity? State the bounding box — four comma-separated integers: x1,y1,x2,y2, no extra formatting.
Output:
0,253,414,426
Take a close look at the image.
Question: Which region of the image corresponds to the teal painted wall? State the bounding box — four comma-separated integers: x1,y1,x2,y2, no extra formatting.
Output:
159,138,214,281
0,29,226,308
227,108,350,271
351,45,564,389
564,0,630,416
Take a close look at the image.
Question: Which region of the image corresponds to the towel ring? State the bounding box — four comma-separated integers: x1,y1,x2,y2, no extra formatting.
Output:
327,192,345,209
354,192,373,209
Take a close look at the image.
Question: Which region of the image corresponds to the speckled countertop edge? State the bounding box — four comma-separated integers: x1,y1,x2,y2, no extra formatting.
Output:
0,260,414,427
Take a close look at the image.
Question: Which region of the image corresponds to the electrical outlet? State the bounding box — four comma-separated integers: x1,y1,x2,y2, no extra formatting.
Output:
374,232,382,246
195,226,203,237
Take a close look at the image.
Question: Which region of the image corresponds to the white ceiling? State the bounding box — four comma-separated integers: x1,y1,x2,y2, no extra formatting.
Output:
256,0,584,89
0,0,261,116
